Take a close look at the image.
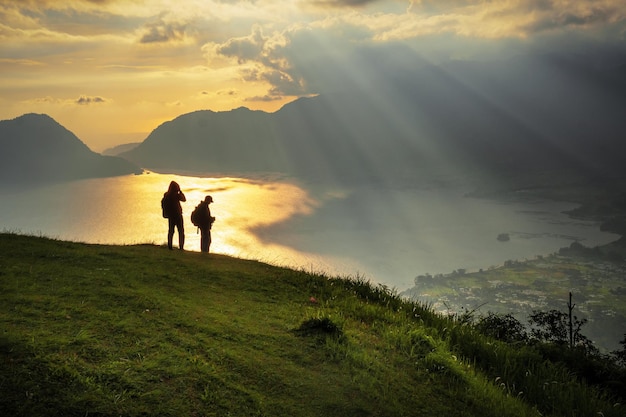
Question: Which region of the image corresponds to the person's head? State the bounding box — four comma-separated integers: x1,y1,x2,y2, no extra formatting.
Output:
204,195,213,204
168,181,180,193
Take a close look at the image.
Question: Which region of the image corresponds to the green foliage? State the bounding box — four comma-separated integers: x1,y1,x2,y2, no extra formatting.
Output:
528,309,598,355
462,301,626,406
528,309,570,344
475,312,528,343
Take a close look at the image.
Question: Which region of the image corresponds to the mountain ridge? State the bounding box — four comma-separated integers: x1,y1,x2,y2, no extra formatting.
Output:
102,142,141,156
0,113,142,184
119,56,626,188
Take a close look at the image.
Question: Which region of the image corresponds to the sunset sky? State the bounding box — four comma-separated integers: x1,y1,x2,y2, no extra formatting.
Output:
1,0,625,152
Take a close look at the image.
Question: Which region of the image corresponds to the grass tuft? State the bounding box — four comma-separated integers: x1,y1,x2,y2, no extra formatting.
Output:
295,317,344,339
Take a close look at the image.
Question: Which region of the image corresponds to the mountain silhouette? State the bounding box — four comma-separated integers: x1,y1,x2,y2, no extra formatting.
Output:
0,113,142,185
120,54,626,187
121,108,285,174
102,142,141,156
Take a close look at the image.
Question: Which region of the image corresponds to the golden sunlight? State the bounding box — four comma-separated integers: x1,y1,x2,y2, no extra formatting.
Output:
179,175,318,256
69,172,356,272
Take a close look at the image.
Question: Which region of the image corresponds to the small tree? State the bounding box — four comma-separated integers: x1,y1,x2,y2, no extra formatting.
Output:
528,309,569,345
528,296,598,356
475,312,528,343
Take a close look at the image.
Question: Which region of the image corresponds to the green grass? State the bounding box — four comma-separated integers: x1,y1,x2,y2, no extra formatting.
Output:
0,233,622,417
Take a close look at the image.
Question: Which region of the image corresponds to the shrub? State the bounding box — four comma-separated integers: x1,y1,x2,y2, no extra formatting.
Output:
475,312,528,343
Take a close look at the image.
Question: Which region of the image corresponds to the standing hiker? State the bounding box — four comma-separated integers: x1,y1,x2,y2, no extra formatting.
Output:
191,195,216,253
161,181,186,250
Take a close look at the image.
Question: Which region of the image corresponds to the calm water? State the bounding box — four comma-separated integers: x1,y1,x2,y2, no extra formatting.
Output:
0,172,619,290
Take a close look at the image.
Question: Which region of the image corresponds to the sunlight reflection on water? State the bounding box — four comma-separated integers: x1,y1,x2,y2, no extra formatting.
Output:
0,172,364,277
0,172,619,290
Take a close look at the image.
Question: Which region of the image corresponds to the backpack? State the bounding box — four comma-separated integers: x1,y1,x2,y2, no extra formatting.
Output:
190,203,206,227
161,195,169,218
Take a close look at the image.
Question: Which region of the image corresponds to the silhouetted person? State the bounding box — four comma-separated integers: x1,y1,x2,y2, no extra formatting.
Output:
162,181,186,250
195,195,215,253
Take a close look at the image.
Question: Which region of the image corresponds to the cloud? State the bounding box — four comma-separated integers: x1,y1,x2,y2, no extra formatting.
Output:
216,89,238,96
244,94,284,102
523,4,622,33
213,25,266,63
306,0,381,8
22,95,109,107
0,58,45,66
139,18,190,44
262,69,306,97
193,89,239,100
401,0,626,39
205,25,307,98
26,96,58,104
76,95,108,105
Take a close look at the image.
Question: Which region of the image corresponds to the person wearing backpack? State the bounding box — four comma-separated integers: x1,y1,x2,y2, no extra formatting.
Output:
191,195,215,253
161,181,186,250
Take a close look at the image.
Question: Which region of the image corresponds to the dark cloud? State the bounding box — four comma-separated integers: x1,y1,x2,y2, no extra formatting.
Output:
210,26,306,98
240,67,304,98
140,19,188,44
216,89,238,96
264,70,306,96
407,1,625,39
76,95,106,105
244,94,283,102
215,26,265,63
525,7,617,33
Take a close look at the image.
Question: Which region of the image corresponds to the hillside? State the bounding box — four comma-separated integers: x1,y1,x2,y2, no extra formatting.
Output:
0,114,141,184
120,54,626,187
402,239,626,353
102,142,141,156
1,233,624,417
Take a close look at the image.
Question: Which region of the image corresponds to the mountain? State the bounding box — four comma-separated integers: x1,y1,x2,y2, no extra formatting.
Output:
0,113,142,184
121,54,626,188
121,107,286,174
102,142,141,156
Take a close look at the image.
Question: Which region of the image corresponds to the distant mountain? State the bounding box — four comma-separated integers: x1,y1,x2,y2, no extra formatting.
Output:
122,107,286,174
121,54,626,187
102,142,141,156
0,113,142,184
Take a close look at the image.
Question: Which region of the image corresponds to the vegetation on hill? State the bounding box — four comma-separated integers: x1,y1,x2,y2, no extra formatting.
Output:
1,233,624,417
404,239,626,353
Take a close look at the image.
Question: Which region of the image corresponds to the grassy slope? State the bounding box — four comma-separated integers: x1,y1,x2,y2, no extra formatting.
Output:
0,234,619,417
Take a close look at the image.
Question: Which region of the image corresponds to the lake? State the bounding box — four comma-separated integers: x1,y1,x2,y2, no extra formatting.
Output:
0,172,619,291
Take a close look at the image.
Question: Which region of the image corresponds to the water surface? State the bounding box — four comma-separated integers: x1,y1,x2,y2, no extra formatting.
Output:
0,173,618,290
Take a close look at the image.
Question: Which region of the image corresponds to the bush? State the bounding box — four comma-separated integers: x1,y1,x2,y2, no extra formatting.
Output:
475,312,528,343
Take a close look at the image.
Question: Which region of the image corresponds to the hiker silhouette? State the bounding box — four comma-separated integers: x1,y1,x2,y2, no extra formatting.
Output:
192,195,215,253
162,181,186,250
